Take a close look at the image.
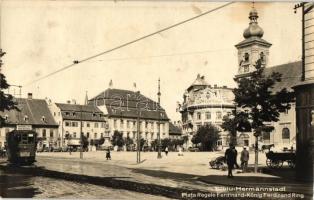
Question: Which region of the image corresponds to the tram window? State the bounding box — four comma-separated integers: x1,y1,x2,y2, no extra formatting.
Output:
28,134,34,143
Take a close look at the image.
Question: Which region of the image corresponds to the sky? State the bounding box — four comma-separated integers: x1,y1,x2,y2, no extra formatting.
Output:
1,1,302,121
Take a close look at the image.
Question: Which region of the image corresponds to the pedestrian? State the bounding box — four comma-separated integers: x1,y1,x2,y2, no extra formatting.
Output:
106,148,111,160
165,147,169,156
233,146,240,169
178,147,184,156
225,144,237,178
240,146,249,172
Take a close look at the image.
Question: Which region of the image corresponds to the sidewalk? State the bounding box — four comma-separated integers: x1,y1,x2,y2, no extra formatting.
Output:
199,167,313,197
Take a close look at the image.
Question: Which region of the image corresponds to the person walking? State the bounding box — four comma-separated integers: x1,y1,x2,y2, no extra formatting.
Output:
240,146,249,172
106,148,111,160
225,144,237,178
165,147,169,156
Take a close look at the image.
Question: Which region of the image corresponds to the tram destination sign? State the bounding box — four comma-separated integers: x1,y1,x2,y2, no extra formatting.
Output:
16,125,32,131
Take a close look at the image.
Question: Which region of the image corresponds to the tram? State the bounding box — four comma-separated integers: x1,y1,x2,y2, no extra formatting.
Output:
6,129,37,165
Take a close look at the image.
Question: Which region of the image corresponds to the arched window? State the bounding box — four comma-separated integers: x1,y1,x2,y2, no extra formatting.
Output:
282,128,290,140
262,131,270,144
244,53,249,61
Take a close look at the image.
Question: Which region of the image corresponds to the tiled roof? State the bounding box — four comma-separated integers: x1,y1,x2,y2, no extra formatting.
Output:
169,122,182,135
55,103,105,122
89,88,169,121
0,98,58,126
264,61,302,93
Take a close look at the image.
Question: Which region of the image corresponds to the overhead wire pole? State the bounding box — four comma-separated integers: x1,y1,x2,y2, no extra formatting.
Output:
24,2,234,87
157,78,162,159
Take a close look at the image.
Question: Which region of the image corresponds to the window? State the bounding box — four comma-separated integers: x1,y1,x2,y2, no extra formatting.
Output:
87,132,90,138
4,115,8,120
151,133,154,139
42,116,46,122
197,112,201,120
82,122,84,127
205,112,211,120
282,128,290,142
216,111,222,120
127,121,130,128
73,112,76,116
244,53,249,61
24,115,29,121
87,123,90,127
145,122,148,129
133,121,136,128
65,112,70,116
65,121,70,126
95,123,98,128
73,132,77,138
72,122,78,127
50,130,54,138
114,120,117,129
42,129,46,138
120,120,124,128
93,113,96,117
94,133,97,138
243,65,249,72
101,123,105,128
260,52,265,62
101,133,103,138
53,112,56,116
263,131,270,143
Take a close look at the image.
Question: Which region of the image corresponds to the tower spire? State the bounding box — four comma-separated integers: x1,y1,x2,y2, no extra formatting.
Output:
84,91,88,105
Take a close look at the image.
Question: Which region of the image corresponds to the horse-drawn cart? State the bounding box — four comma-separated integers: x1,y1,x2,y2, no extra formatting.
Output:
266,151,296,169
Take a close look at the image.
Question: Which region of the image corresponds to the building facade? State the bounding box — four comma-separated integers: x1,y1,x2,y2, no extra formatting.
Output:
48,101,107,149
88,88,170,148
235,7,301,149
0,94,59,149
179,74,235,148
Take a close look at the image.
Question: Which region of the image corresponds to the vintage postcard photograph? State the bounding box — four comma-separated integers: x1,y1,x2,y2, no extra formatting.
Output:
0,0,313,199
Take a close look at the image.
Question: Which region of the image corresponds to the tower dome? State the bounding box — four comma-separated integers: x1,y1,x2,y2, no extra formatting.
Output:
243,7,264,39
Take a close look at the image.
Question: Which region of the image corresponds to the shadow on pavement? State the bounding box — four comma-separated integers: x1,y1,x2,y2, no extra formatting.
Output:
0,172,40,198
0,164,207,199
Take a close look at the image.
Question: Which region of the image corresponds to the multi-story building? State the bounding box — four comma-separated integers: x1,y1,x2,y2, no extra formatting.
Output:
234,6,301,149
169,121,182,140
88,87,170,148
179,74,235,148
0,93,58,149
47,100,107,149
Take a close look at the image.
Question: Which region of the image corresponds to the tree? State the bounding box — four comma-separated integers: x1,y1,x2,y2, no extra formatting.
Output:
124,136,133,151
191,124,220,151
222,59,294,172
111,131,124,149
0,50,17,127
99,137,105,146
161,138,171,150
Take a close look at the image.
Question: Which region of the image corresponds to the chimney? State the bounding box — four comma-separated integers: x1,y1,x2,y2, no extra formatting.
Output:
67,100,71,104
27,93,33,99
71,99,77,105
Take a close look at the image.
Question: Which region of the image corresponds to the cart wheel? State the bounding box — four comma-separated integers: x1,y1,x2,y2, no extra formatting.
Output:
271,160,283,168
288,161,295,168
266,159,272,167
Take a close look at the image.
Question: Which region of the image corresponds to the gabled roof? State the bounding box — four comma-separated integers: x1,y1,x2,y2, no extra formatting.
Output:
264,61,302,93
89,88,169,121
55,103,105,122
0,98,58,126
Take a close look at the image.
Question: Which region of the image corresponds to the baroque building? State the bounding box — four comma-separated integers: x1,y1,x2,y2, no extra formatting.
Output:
235,6,301,149
88,86,170,149
0,93,59,149
179,74,235,148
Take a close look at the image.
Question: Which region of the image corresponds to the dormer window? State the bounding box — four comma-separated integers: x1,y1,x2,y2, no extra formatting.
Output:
65,112,70,116
42,116,46,122
24,115,29,121
73,112,76,116
4,115,8,121
93,113,96,117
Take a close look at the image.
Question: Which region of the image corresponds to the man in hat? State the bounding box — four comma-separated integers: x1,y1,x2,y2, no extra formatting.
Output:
225,144,237,178
240,146,249,172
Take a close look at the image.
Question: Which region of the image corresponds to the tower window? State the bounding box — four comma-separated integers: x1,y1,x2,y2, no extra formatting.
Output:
244,53,249,62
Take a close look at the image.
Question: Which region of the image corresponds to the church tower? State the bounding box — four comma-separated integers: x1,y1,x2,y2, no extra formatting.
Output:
235,5,272,78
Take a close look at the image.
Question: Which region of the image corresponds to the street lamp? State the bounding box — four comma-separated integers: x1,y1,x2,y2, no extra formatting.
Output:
157,78,162,159
136,91,141,163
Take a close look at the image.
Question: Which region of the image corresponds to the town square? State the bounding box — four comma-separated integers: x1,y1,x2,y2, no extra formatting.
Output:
0,1,313,199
